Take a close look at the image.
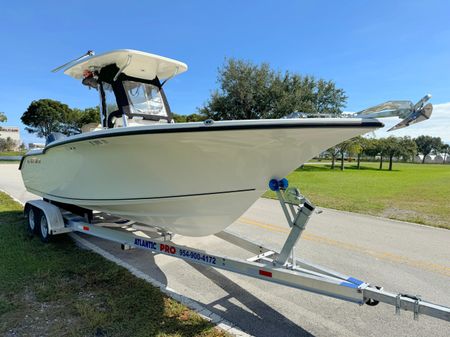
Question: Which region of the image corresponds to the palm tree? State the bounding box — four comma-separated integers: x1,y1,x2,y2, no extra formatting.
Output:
0,112,7,123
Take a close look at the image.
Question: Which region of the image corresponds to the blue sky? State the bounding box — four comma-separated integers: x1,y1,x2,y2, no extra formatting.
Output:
0,0,449,144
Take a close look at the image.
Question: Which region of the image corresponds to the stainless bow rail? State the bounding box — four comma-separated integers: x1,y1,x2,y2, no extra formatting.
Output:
24,178,450,323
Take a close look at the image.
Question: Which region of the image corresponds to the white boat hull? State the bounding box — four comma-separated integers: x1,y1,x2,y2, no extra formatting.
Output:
21,119,382,236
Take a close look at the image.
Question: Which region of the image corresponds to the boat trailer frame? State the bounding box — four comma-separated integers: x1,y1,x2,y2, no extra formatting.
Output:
24,179,450,323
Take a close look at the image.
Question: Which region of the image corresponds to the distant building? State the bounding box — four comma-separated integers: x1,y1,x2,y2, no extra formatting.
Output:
433,154,444,164
0,126,21,150
28,143,45,149
414,153,449,164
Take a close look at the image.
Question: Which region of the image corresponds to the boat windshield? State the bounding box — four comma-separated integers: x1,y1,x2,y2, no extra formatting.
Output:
123,81,167,117
103,83,119,115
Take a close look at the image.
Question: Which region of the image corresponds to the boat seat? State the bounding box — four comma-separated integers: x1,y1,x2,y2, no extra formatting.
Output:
81,123,102,133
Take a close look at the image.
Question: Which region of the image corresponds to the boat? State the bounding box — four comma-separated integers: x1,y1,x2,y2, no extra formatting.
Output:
20,49,432,236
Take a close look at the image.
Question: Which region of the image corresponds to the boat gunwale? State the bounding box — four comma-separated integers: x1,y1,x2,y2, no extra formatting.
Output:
19,119,383,169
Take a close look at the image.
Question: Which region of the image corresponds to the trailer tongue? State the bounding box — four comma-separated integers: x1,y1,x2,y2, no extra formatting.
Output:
24,178,450,323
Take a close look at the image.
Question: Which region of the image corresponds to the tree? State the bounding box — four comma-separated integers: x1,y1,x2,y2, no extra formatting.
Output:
336,138,360,170
185,113,207,122
21,99,100,138
72,107,101,132
363,138,386,170
22,99,72,138
363,138,380,164
199,58,347,120
414,135,443,164
353,136,368,169
366,136,417,170
0,112,6,123
383,137,402,171
397,136,417,164
172,113,187,123
0,137,16,152
440,143,450,164
326,146,340,169
172,113,207,123
60,107,83,136
314,79,347,115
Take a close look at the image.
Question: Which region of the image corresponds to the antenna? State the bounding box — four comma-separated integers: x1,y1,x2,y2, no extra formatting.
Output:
51,50,95,73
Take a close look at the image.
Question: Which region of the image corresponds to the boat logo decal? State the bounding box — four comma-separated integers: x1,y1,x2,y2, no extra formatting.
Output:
88,139,108,146
26,157,41,164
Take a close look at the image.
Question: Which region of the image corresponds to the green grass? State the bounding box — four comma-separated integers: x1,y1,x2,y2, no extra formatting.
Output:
0,192,227,337
0,151,23,163
0,151,25,156
264,162,450,229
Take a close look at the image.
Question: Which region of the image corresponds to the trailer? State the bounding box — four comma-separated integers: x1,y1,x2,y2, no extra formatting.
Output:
23,178,450,323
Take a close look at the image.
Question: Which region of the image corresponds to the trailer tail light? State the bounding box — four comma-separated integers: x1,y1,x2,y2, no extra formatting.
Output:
82,226,90,231
259,269,272,278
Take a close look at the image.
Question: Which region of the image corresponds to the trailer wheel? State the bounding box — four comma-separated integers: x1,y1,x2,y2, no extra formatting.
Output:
25,205,39,235
39,212,52,243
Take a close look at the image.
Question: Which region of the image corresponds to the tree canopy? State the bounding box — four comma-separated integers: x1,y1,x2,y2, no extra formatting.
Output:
326,146,340,169
0,112,7,123
172,113,206,123
199,58,347,120
336,138,361,170
324,136,419,170
382,136,416,170
414,135,443,163
21,99,100,138
0,137,16,152
72,107,101,131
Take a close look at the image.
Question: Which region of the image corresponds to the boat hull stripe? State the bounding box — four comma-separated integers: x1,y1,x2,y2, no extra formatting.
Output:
28,187,256,202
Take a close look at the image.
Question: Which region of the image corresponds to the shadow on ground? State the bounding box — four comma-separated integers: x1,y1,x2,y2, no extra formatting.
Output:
189,263,314,337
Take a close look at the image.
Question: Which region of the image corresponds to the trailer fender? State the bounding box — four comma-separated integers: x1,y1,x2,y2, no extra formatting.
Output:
25,200,69,235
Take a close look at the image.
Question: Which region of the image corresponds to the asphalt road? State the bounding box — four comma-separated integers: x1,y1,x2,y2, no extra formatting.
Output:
1,163,449,337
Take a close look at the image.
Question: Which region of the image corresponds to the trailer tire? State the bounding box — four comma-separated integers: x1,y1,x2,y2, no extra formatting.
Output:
25,205,39,235
38,211,52,243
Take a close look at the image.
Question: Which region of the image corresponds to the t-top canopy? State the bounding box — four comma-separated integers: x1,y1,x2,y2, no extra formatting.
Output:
64,49,188,81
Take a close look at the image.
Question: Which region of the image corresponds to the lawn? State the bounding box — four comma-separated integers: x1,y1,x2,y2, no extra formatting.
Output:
264,162,450,229
0,192,227,337
0,151,23,163
0,151,25,156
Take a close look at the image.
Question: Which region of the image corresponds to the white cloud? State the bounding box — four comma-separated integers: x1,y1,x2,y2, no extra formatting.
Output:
366,102,450,143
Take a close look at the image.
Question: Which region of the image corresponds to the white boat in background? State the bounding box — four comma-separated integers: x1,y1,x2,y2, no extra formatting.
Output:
20,49,432,236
